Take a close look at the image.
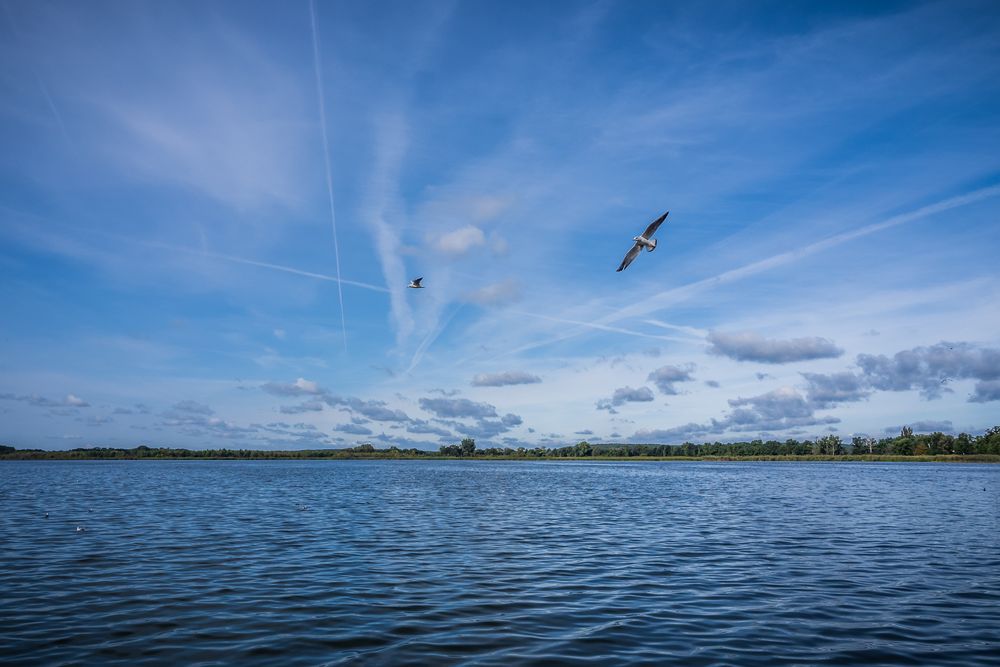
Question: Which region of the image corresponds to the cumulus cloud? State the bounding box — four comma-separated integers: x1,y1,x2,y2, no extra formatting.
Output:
857,342,1000,400
268,387,414,422
261,377,325,397
631,387,839,443
797,342,1000,405
597,386,655,411
435,225,486,255
65,394,90,407
461,279,521,306
707,331,843,364
326,396,411,422
419,397,498,419
971,380,1000,403
727,388,817,424
160,402,257,440
801,371,871,408
612,386,655,405
461,418,515,440
647,364,695,395
501,413,523,427
471,371,542,387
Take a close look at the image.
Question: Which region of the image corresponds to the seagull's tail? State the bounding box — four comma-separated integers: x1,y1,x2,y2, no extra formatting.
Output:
646,238,657,252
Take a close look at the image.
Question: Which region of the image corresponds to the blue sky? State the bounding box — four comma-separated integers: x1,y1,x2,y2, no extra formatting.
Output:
2,0,999,450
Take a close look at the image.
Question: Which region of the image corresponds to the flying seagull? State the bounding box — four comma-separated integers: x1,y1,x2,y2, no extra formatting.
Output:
617,211,669,272
408,278,424,289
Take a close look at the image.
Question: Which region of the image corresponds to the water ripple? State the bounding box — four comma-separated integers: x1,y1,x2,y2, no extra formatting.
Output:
1,460,998,665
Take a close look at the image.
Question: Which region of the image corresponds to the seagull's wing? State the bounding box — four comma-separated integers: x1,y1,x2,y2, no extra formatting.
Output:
642,211,669,239
414,277,422,287
617,242,642,272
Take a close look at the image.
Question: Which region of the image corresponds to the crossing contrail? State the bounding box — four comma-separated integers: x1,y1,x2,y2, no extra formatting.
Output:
309,0,348,352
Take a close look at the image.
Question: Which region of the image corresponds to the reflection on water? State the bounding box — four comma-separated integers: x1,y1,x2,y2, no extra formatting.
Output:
1,460,999,665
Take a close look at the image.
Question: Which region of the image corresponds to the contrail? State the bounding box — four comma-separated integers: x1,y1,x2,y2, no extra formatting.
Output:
595,183,1000,327
0,211,388,293
309,0,348,352
96,225,390,293
496,183,1000,358
188,248,390,293
510,310,697,345
407,304,464,374
124,235,391,293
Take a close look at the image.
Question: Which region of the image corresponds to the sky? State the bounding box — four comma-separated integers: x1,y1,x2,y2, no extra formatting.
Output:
1,0,999,451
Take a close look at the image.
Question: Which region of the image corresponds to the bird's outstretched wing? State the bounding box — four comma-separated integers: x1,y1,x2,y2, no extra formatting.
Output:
412,277,423,287
642,211,669,240
617,242,642,272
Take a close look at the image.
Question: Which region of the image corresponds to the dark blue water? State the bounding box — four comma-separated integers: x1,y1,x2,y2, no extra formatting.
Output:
1,461,998,665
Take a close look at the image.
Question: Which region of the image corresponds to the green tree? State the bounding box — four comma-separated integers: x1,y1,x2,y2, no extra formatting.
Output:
815,435,843,455
852,436,875,455
460,438,476,457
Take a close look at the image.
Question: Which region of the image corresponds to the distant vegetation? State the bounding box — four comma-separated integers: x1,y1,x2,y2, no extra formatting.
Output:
2,428,1000,461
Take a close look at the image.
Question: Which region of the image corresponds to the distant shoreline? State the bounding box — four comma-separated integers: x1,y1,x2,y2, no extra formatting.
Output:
2,454,998,463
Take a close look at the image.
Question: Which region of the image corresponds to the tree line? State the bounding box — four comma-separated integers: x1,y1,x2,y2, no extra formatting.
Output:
2,427,999,460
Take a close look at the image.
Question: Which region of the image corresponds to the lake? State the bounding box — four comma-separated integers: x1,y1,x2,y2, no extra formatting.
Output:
1,460,998,665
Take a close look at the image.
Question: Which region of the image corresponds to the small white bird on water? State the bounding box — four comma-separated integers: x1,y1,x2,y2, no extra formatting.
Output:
76,526,86,532
617,211,669,272
408,277,424,289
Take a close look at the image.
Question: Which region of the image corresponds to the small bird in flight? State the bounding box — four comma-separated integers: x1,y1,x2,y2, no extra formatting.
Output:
408,278,424,289
617,211,669,272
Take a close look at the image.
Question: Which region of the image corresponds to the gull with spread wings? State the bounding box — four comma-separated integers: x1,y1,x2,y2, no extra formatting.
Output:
617,211,669,272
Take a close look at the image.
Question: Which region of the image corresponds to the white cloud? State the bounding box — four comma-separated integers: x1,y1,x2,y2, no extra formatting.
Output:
471,371,542,387
261,378,325,397
64,393,89,407
707,331,843,364
434,225,486,256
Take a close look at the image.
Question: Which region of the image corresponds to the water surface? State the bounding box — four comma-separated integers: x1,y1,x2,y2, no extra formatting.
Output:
1,460,999,665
